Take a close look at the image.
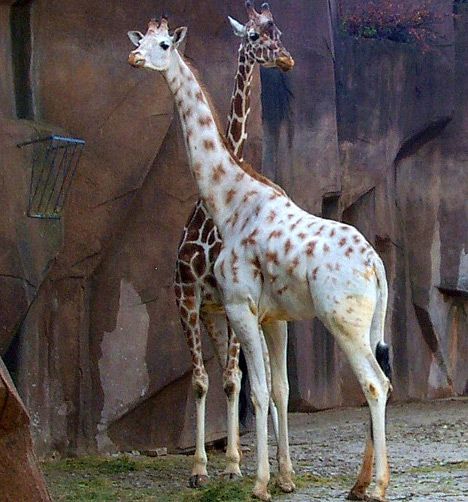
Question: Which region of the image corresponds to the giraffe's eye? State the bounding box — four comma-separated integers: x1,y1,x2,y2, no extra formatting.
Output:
160,41,170,50
249,32,260,41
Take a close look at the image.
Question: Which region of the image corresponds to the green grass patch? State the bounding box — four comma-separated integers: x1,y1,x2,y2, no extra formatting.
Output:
408,461,468,475
43,454,346,502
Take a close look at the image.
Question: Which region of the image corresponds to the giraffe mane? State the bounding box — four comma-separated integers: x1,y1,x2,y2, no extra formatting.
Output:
183,56,286,196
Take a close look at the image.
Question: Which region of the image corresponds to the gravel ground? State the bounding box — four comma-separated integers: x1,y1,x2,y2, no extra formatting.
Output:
44,398,467,501
245,398,467,501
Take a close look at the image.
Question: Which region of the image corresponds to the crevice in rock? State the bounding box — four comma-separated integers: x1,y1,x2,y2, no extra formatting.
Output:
394,116,452,165
92,188,140,209
70,252,102,270
437,284,468,299
322,191,341,219
413,303,453,387
0,274,36,289
10,0,35,119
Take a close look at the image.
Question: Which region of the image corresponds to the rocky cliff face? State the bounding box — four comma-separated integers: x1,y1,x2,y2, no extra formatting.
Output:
0,0,466,456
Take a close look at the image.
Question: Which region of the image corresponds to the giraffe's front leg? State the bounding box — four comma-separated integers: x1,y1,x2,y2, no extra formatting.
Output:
225,302,271,502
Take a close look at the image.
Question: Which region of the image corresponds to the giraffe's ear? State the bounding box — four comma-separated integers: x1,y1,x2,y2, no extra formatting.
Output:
228,16,246,37
172,26,188,48
128,31,144,47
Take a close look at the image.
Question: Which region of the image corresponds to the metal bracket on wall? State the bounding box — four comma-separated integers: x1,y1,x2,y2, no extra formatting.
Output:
17,135,85,219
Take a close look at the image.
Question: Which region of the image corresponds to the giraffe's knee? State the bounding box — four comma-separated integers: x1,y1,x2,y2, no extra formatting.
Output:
223,368,241,399
364,377,390,402
271,381,289,405
250,387,269,413
192,369,209,398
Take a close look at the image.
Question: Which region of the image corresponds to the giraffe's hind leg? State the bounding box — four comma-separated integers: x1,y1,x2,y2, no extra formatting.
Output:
175,278,209,488
201,312,242,479
259,329,279,444
317,293,391,502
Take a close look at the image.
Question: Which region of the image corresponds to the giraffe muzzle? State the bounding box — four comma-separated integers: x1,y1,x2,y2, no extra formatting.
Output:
128,53,145,67
275,55,295,72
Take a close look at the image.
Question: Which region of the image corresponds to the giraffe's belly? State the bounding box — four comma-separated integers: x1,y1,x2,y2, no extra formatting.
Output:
258,276,316,323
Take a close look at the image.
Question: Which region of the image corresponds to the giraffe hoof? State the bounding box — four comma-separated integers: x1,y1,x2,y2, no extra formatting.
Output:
367,497,387,502
252,487,272,501
276,476,296,493
346,488,369,500
188,474,210,488
347,490,368,501
276,474,296,493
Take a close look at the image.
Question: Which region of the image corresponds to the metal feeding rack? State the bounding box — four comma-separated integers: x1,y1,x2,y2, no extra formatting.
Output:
17,135,85,219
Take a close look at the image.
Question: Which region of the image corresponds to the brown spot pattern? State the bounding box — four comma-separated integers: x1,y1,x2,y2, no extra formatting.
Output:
250,257,263,280
212,163,226,183
306,241,317,257
287,257,300,275
225,189,237,205
268,230,283,240
203,139,215,151
243,190,258,203
266,251,279,266
312,266,319,280
193,162,202,179
241,229,258,247
198,116,213,127
267,210,277,223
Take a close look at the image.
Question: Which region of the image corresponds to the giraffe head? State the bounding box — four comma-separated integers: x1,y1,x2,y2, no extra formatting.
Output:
128,17,187,71
228,1,294,72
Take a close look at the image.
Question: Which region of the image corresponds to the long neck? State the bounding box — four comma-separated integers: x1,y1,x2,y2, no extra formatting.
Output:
225,46,256,160
163,51,259,230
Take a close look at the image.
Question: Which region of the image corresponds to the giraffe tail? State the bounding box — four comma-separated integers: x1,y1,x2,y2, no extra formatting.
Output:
371,256,392,383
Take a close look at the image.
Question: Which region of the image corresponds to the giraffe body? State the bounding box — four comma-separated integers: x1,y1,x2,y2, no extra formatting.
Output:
222,198,378,323
128,12,392,502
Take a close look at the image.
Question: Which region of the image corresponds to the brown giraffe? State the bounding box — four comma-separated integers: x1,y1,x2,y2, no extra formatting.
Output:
128,15,392,502
173,1,293,488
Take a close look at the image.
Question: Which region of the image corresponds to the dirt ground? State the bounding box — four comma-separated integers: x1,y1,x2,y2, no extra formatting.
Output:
44,398,467,501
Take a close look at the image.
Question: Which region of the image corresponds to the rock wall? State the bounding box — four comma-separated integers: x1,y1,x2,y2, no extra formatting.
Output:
0,0,466,457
